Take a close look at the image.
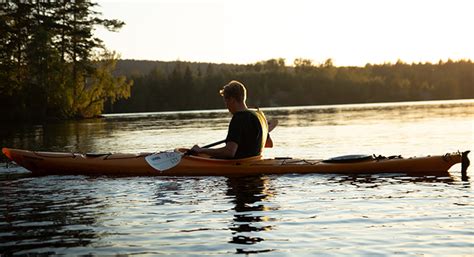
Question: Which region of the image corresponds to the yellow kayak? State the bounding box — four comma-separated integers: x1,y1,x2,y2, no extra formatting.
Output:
2,147,470,177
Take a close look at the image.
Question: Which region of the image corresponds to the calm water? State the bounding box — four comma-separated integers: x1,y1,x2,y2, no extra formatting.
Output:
1,99,473,256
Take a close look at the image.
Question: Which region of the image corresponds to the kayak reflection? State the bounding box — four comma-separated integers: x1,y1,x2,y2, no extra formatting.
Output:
226,176,277,254
327,173,455,187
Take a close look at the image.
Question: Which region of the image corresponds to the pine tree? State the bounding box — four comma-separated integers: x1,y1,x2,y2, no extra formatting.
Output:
0,0,131,120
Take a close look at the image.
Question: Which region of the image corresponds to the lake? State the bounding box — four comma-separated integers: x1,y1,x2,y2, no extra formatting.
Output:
1,99,473,256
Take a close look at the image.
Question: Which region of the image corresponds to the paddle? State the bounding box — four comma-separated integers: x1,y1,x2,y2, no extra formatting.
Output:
145,119,278,172
201,139,226,149
201,119,278,149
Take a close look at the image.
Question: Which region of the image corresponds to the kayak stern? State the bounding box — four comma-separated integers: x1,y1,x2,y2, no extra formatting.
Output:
2,148,11,160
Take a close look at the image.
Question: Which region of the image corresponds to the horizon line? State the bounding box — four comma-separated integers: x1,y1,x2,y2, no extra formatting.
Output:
116,57,474,68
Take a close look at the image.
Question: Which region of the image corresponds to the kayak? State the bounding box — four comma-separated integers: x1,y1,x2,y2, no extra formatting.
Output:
2,147,470,177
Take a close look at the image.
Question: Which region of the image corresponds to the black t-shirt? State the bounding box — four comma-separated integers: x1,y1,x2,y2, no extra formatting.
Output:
226,110,267,159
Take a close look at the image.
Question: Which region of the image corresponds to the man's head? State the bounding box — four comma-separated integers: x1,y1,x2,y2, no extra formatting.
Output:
219,80,248,113
219,80,247,103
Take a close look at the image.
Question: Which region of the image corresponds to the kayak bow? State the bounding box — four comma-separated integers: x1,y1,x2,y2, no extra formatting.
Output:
2,147,470,177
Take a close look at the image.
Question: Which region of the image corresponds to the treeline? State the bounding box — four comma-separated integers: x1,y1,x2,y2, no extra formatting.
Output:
0,0,132,121
1,2,472,121
107,58,474,113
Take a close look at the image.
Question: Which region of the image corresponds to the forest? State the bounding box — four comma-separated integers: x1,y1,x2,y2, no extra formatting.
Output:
0,0,132,121
107,58,474,113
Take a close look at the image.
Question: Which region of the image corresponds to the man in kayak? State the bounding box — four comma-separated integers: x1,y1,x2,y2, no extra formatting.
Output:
190,80,270,159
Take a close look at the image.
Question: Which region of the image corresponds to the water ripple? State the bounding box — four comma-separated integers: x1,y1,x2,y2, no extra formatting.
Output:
1,100,473,256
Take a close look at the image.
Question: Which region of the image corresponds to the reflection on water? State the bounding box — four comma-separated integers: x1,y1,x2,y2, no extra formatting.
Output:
0,176,100,254
263,99,474,128
0,99,473,256
226,176,276,254
0,118,110,153
327,173,456,188
0,173,472,255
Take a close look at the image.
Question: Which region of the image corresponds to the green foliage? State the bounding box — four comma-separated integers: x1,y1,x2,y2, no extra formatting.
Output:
74,51,132,118
0,0,131,121
108,59,473,113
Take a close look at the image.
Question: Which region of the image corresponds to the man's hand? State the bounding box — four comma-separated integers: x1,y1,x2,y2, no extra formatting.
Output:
190,145,203,154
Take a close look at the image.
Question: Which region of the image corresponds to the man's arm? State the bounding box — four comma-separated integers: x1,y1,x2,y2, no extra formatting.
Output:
191,141,238,159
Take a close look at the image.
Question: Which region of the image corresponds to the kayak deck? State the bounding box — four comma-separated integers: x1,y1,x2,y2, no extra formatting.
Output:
2,147,470,177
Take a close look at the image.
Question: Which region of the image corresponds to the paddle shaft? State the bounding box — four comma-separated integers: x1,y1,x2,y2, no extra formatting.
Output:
201,119,278,149
202,139,226,149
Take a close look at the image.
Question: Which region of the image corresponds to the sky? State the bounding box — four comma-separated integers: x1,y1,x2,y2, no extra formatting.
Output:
95,0,474,67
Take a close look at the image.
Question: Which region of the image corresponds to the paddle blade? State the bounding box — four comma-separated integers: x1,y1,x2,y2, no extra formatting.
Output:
265,134,273,148
268,119,278,132
145,152,182,172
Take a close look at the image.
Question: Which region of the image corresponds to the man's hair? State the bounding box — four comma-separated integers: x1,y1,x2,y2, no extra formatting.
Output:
219,80,247,102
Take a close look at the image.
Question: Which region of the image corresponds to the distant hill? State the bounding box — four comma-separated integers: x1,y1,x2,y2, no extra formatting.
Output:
114,59,247,77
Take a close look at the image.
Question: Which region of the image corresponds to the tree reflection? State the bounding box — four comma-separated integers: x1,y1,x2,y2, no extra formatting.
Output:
225,176,276,254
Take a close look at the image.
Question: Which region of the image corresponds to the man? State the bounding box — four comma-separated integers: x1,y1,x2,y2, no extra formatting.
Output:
190,80,269,159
